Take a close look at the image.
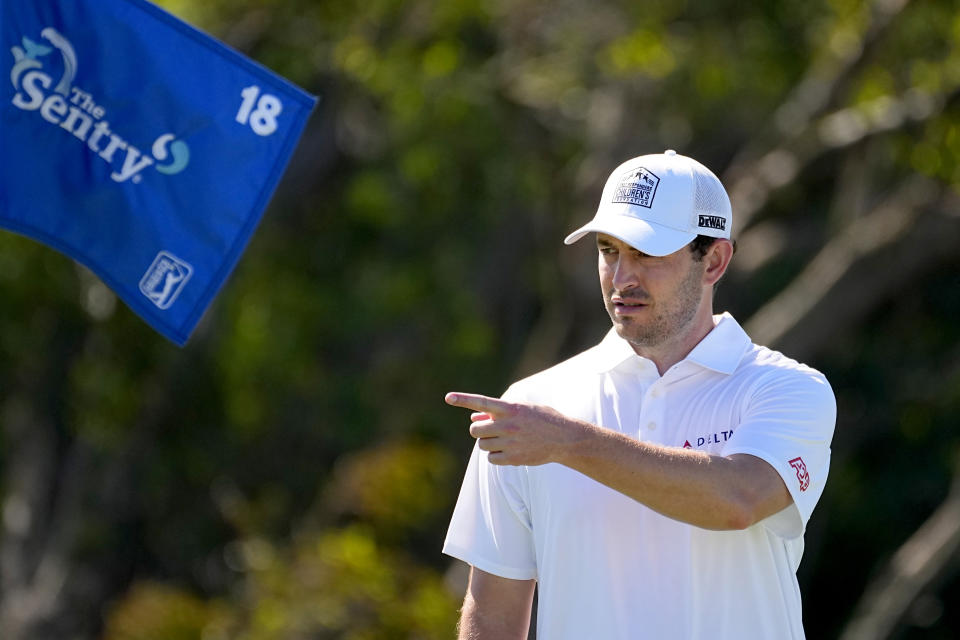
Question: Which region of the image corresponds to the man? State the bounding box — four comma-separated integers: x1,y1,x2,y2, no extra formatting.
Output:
442,150,836,639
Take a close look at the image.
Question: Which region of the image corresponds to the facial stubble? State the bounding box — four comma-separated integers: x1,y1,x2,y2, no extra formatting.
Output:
605,257,706,350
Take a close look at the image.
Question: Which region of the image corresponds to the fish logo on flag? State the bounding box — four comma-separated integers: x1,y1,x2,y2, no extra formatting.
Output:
0,0,317,345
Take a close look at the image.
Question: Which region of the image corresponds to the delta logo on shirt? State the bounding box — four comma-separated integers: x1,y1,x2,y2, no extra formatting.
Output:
682,429,735,449
9,28,191,184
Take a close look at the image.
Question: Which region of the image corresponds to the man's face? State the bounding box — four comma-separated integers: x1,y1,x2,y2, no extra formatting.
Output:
597,233,707,349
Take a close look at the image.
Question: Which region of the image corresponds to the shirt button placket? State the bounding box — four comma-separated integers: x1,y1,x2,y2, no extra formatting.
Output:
642,383,666,441
635,380,652,440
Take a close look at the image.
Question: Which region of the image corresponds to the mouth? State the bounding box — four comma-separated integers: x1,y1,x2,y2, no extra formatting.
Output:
611,297,649,315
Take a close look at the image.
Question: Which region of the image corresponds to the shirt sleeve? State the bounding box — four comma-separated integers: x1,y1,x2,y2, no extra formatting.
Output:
721,368,836,539
442,439,538,580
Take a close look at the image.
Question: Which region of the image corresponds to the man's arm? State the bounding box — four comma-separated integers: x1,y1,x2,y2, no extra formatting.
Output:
445,393,792,531
556,426,790,530
458,566,535,640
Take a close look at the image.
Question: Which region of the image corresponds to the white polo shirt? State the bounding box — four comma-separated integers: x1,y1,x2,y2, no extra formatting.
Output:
443,313,836,640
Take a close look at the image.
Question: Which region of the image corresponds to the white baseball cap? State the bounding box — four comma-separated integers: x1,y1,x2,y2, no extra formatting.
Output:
564,150,732,256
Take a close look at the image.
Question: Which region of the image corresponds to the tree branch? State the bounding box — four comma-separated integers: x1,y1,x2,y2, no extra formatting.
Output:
743,176,950,359
724,0,915,228
839,468,960,640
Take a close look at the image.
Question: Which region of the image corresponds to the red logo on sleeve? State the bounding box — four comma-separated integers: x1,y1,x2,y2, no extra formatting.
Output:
789,457,810,492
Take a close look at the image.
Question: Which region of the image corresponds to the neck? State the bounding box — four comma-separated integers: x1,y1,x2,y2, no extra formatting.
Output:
628,307,717,375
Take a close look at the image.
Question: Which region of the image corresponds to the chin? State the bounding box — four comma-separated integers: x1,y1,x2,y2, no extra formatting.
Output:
612,321,643,344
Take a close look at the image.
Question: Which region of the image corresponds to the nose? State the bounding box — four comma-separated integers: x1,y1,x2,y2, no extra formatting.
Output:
611,256,639,292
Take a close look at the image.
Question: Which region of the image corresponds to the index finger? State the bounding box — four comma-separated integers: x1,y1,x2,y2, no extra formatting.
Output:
445,392,512,415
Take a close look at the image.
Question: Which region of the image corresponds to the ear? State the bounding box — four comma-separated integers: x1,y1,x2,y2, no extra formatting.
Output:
703,239,734,287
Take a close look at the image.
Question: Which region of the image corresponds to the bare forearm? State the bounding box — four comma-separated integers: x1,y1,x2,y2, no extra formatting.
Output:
555,418,788,530
458,568,535,640
443,392,791,530
458,593,532,640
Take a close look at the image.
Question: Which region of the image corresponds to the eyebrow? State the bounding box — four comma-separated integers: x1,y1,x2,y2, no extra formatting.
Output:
596,237,655,257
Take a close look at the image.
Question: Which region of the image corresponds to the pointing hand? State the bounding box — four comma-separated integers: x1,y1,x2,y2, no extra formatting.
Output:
445,392,578,466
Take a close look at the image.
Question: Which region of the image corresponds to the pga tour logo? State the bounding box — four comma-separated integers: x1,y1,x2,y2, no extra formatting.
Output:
9,28,190,184
140,252,193,310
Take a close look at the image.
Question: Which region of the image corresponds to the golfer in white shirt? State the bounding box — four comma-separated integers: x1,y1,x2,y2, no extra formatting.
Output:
443,150,836,640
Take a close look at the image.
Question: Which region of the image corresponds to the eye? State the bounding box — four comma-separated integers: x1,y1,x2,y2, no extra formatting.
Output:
629,248,657,260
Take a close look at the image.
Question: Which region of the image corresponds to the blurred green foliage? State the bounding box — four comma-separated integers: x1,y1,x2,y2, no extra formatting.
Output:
102,582,231,640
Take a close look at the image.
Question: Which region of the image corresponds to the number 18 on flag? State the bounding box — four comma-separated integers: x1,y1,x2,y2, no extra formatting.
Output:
237,85,285,136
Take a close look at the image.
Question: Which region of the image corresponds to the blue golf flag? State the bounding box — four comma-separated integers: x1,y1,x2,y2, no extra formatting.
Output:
0,0,316,345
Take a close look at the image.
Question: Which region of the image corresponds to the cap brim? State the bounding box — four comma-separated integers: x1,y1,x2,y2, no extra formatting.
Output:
564,216,697,257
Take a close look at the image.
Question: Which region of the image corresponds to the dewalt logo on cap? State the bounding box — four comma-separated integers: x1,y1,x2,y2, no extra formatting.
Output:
698,214,726,231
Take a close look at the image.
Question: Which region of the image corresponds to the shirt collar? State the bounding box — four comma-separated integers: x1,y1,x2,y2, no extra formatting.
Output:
590,312,751,376
684,312,752,375
591,328,646,374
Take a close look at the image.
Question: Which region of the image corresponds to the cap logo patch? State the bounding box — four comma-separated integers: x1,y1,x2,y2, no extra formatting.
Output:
613,167,659,209
698,214,726,230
